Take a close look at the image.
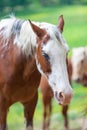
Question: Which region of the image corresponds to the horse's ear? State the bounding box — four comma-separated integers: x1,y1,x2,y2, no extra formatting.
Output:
29,20,46,39
58,15,64,33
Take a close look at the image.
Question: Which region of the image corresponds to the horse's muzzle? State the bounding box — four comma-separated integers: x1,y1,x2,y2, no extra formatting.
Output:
54,89,73,105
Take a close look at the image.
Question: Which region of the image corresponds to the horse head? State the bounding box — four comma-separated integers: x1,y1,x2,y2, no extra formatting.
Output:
29,15,73,105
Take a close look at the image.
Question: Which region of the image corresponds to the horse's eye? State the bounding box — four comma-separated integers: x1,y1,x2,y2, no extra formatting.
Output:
42,51,50,62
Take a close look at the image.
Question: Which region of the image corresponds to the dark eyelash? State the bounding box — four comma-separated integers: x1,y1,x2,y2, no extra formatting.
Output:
42,51,50,62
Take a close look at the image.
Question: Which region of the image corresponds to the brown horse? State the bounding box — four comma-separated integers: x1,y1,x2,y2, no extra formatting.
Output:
0,15,73,130
40,58,72,130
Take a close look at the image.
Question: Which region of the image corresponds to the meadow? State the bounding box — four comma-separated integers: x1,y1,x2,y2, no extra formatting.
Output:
1,4,87,130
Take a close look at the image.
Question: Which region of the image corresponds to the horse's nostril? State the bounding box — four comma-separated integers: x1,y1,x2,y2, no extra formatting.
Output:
54,91,65,105
55,91,64,100
58,92,64,99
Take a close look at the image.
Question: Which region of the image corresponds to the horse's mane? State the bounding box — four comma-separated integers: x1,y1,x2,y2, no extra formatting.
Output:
0,16,37,57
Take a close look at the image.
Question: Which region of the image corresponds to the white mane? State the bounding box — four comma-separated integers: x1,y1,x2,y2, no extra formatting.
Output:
0,16,37,56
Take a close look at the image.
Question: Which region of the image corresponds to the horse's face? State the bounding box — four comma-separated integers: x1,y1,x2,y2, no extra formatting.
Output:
30,15,73,105
72,47,87,86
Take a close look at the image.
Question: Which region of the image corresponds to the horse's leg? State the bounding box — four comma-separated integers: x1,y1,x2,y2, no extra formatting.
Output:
42,104,46,130
42,99,52,130
46,102,52,130
62,105,69,130
0,94,9,130
22,91,38,130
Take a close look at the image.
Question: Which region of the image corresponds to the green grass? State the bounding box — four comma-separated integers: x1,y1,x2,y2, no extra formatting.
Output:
1,4,87,130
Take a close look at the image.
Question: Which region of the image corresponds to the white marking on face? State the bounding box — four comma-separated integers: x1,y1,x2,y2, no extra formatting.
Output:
36,24,73,104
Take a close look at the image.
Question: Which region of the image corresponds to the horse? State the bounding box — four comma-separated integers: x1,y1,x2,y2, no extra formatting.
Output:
0,15,73,130
40,58,72,130
72,47,87,86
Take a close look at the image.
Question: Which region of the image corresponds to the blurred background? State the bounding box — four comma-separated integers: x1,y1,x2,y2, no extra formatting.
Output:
0,0,87,130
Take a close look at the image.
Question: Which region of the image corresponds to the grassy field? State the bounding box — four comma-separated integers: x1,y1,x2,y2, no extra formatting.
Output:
1,4,87,130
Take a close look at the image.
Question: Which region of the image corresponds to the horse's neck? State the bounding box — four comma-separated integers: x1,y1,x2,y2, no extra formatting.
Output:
24,56,36,75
